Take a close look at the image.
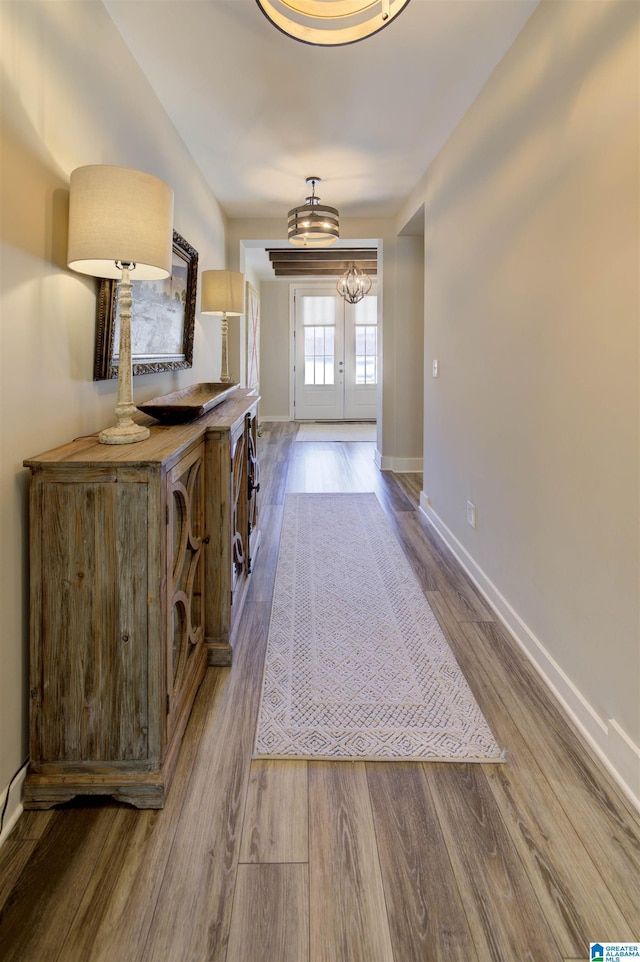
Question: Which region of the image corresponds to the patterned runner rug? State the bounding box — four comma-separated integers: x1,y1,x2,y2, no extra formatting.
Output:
254,493,503,762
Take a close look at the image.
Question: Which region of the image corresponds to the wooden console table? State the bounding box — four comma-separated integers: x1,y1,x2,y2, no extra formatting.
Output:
23,390,259,810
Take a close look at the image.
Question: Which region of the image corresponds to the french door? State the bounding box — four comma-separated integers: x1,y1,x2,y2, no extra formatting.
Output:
293,285,378,421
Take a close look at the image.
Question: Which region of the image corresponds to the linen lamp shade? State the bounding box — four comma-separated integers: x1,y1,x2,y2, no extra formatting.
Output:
200,270,245,315
67,165,174,280
66,164,174,444
200,270,245,384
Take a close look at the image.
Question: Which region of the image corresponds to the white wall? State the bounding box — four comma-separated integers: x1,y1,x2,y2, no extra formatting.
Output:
386,234,424,470
0,0,229,839
258,281,292,419
409,0,639,800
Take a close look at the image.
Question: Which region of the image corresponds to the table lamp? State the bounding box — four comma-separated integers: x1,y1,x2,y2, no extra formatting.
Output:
67,165,174,444
200,270,245,383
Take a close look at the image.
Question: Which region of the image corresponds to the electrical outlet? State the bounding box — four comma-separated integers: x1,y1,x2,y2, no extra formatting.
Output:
466,500,476,528
432,359,439,377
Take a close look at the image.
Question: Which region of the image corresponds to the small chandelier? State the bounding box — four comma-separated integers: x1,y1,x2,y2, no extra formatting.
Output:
288,177,339,247
256,0,411,46
337,264,372,304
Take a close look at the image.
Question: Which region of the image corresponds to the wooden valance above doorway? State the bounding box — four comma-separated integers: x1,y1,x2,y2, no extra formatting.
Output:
266,248,377,278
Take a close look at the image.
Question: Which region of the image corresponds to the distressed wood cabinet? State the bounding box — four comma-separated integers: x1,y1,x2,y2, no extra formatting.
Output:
23,390,259,809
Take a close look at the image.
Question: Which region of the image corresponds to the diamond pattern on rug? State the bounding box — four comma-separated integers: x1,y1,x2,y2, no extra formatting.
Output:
254,493,504,762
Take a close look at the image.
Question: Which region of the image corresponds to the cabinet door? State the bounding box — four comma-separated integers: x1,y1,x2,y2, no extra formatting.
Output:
33,478,150,763
230,423,248,590
166,444,205,738
247,413,260,571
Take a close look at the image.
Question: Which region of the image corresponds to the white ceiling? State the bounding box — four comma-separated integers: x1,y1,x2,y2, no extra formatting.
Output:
104,0,539,225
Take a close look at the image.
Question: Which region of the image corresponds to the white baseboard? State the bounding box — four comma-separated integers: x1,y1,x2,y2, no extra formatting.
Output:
420,494,640,812
259,415,291,423
377,455,423,472
0,762,28,848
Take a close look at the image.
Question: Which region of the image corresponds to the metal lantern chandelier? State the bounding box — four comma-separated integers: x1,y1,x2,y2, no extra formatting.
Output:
337,264,372,304
255,0,411,46
288,177,339,247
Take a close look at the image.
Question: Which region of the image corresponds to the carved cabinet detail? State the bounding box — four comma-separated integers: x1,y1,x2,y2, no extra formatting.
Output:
247,413,260,571
167,444,205,741
204,404,260,665
231,421,247,581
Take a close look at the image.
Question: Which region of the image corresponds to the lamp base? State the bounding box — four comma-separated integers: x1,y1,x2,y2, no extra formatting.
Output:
98,420,150,445
98,266,151,445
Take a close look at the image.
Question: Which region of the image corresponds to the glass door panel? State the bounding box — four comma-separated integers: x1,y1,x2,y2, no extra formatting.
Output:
294,290,343,420
344,292,377,419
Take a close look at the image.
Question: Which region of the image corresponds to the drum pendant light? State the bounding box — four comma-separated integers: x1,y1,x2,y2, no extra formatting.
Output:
288,177,339,247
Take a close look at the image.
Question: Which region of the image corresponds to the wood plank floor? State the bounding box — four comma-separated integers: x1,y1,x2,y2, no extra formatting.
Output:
1,421,638,962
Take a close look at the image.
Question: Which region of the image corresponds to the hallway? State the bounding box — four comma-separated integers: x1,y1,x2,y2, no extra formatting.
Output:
0,423,638,962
